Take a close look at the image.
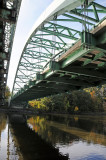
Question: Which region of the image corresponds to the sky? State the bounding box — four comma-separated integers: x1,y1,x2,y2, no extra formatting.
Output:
7,0,53,91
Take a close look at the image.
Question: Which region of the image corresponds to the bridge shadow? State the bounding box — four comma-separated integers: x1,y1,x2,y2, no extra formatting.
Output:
9,114,68,160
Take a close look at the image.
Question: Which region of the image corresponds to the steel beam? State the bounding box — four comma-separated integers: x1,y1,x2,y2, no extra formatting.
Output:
41,28,78,40
61,46,93,68
62,68,106,79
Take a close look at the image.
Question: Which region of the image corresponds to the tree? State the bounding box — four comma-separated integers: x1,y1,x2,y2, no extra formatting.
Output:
5,86,11,100
71,90,94,112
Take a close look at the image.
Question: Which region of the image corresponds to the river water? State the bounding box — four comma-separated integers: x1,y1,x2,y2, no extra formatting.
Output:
0,113,106,160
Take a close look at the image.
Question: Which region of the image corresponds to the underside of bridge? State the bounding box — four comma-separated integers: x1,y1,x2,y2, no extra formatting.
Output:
0,0,22,105
11,0,106,105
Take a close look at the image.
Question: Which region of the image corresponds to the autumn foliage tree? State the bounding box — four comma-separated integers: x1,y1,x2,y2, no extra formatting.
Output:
28,86,105,113
84,87,104,112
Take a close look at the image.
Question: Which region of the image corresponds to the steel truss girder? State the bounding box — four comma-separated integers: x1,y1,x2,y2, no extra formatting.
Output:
20,62,44,69
70,10,98,23
12,0,106,99
46,21,81,33
63,13,94,25
32,36,66,46
29,41,63,50
40,28,78,40
26,50,52,57
23,54,51,60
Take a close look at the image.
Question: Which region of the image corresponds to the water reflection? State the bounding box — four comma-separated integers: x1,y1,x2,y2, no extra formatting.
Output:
0,114,21,160
27,116,79,145
9,114,68,160
0,113,106,160
27,115,106,160
57,141,106,160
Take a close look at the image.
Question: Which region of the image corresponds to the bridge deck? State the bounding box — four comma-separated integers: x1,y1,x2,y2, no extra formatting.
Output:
12,18,106,103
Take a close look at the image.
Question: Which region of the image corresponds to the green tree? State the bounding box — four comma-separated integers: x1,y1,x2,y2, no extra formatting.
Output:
5,86,11,100
71,90,94,112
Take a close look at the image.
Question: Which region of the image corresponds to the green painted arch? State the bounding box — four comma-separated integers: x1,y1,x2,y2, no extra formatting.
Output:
12,0,106,95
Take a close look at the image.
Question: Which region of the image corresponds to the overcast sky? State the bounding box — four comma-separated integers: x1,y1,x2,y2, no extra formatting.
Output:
7,0,53,91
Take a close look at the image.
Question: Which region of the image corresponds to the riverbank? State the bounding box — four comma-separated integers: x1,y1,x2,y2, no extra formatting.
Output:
0,107,37,114
0,107,106,117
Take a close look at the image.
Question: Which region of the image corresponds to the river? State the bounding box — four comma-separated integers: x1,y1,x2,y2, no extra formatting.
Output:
0,113,106,160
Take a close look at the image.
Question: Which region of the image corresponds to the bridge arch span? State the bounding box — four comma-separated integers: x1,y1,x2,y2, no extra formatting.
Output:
12,0,106,102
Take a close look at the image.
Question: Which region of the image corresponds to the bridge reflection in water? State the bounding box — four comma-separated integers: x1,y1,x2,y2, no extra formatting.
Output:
0,113,68,160
0,113,106,160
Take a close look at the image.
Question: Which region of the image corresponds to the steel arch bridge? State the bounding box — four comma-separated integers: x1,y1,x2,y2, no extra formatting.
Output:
11,0,106,104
